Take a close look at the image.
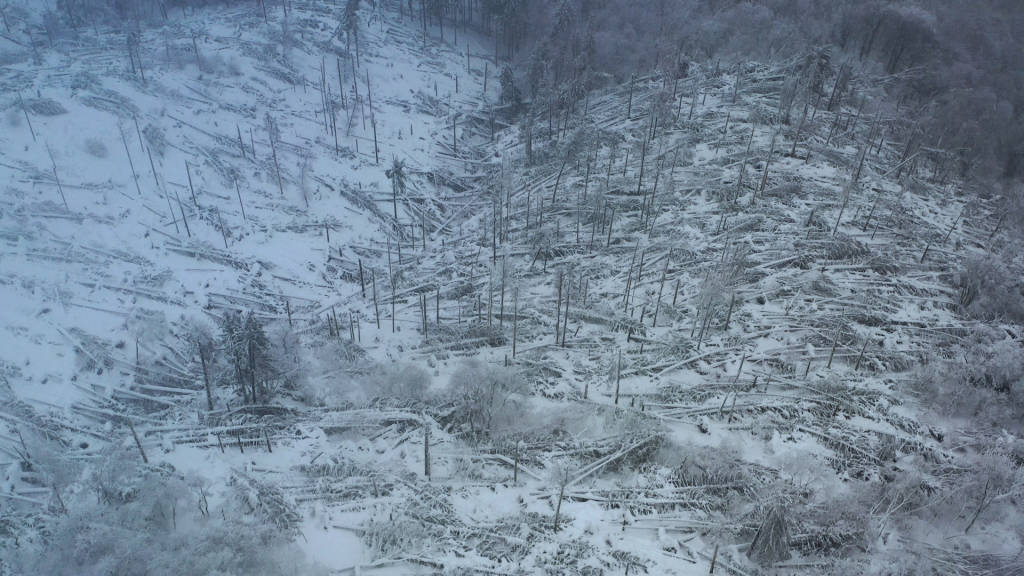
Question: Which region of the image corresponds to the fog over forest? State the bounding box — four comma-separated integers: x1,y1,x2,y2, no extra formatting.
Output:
1,1,1023,574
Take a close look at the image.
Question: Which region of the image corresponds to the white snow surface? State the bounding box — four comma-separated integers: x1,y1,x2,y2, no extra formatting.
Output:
1,1,1021,574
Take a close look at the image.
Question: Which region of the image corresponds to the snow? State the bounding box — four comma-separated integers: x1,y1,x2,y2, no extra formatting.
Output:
1,0,1021,575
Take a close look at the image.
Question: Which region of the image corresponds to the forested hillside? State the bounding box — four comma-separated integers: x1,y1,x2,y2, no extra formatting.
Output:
1,1,1022,575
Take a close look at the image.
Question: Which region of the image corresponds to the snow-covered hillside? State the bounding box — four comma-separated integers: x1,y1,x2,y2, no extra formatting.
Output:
2,1,1022,575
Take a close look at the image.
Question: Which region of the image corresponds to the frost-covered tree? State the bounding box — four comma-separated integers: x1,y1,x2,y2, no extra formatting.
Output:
344,0,360,64
386,157,407,221
219,310,274,403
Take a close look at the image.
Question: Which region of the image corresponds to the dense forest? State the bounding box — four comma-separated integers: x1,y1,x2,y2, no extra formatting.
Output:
498,0,1023,182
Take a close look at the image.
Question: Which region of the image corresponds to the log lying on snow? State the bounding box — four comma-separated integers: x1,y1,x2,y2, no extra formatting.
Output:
568,435,660,487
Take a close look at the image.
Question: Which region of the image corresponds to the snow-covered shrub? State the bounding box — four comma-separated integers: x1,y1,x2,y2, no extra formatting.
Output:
21,432,82,509
949,449,1023,531
362,514,431,561
366,363,431,402
789,488,871,557
747,505,791,565
764,182,801,200
198,52,242,76
915,326,1024,431
429,319,506,350
181,314,217,358
447,360,528,441
25,98,66,116
83,138,108,158
534,538,598,574
362,488,451,561
126,307,170,346
856,447,1023,566
265,322,305,393
293,335,366,406
12,448,323,576
69,71,99,93
142,122,168,158
230,472,301,536
824,233,871,261
666,442,762,512
18,501,323,576
958,253,1024,323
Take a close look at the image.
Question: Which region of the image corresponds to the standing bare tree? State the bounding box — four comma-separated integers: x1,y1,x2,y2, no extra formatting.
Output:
386,157,407,222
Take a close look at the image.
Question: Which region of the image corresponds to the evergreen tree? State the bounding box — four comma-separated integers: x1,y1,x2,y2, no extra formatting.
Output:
219,311,246,401
499,65,521,110
243,311,273,403
218,311,273,403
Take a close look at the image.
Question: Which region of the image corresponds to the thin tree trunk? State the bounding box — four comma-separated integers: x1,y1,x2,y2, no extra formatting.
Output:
128,419,148,463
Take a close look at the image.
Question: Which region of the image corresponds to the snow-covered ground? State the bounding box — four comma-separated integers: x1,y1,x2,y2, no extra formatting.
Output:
2,1,1021,575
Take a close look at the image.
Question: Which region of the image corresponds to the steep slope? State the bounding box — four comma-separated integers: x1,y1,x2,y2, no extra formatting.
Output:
1,2,1021,575
1,1,494,407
